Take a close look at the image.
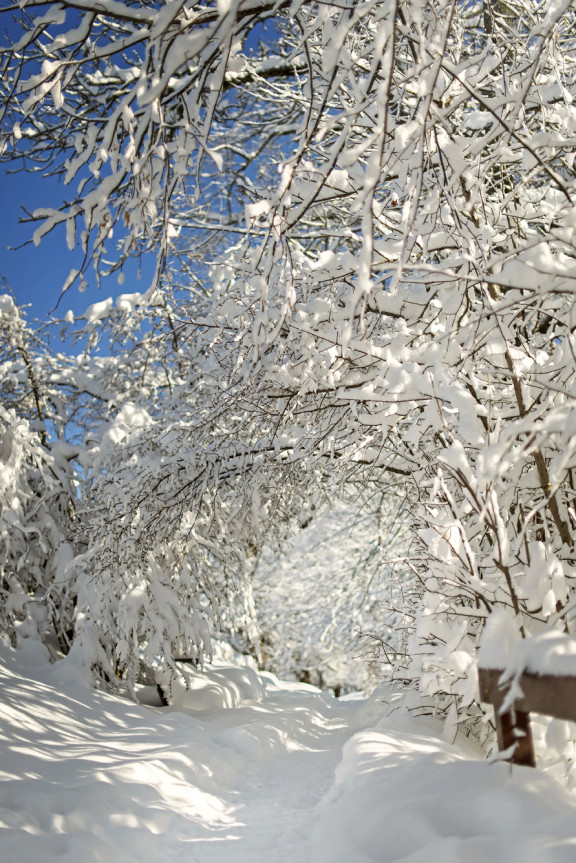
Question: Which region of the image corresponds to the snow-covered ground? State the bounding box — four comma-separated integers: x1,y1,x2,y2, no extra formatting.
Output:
2,643,576,863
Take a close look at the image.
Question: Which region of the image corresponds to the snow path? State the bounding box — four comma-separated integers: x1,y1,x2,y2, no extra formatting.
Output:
178,700,362,861
3,643,576,863
177,673,391,863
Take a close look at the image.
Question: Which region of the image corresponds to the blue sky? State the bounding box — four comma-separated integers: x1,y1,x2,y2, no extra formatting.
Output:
0,9,156,325
0,165,155,323
0,7,279,327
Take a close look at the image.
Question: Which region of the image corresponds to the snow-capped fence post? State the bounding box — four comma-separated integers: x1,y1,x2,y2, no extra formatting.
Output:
478,667,576,767
478,667,536,767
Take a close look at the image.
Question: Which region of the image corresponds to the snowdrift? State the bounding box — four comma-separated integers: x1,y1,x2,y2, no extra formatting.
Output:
1,643,576,862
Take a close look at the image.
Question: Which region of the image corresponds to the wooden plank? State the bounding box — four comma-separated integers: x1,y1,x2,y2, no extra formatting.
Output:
496,708,536,767
479,667,576,723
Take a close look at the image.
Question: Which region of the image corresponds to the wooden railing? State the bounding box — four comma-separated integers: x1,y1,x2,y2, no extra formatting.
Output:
478,666,576,767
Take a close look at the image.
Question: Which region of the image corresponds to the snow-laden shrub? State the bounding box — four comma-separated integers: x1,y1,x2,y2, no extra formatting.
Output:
0,404,75,649
0,295,77,652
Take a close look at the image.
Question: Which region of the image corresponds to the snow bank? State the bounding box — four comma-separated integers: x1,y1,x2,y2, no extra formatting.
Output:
2,642,576,862
309,715,576,863
0,642,244,863
156,658,266,711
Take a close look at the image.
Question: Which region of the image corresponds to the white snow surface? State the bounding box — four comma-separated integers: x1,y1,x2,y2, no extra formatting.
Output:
479,610,576,677
2,642,576,862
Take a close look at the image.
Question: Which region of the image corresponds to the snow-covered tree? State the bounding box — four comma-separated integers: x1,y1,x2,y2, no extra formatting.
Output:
3,0,576,751
0,294,77,651
0,286,212,664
